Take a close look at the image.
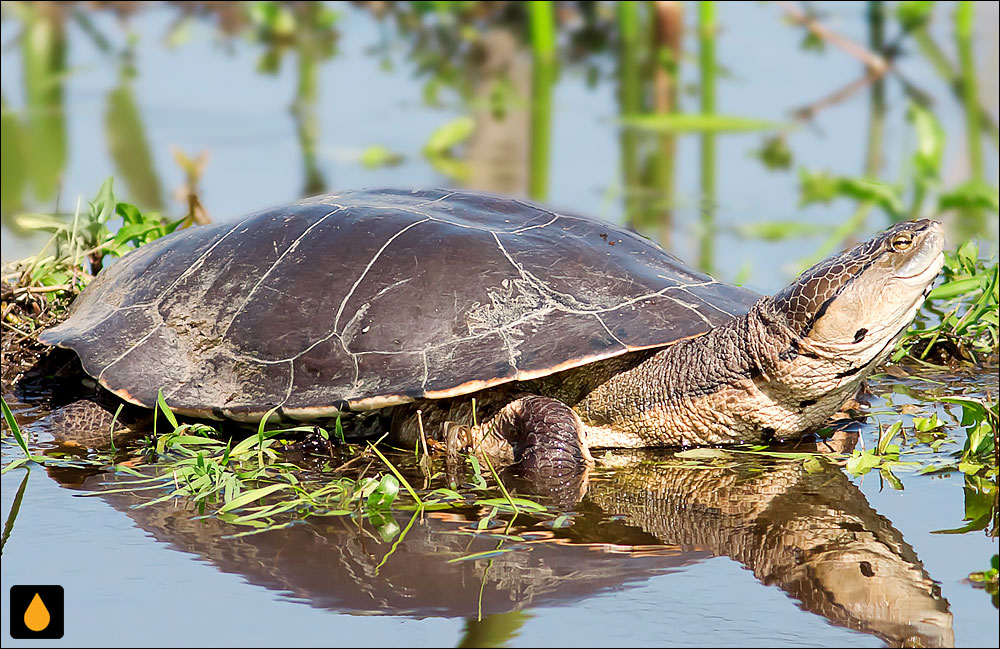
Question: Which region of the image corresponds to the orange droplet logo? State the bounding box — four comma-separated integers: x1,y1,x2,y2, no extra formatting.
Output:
24,592,51,632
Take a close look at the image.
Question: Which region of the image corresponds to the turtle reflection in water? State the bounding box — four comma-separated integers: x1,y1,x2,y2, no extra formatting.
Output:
45,445,953,647
39,189,945,473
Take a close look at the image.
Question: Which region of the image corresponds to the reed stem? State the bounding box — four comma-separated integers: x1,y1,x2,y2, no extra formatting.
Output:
618,1,642,227
698,1,716,273
528,1,556,200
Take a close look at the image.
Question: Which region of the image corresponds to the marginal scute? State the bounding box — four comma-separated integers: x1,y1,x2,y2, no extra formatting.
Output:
39,189,760,420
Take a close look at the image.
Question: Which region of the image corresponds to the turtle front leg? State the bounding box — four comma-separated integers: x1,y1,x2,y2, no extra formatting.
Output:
392,394,593,475
476,395,594,476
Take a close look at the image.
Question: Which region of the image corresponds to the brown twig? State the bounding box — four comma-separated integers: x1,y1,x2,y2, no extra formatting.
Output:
779,2,940,127
330,450,372,474
775,1,888,75
416,409,429,458
1,320,33,340
792,70,881,123
10,284,73,296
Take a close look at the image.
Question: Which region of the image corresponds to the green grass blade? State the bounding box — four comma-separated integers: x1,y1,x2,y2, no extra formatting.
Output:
1,396,30,457
218,483,292,513
156,389,179,429
368,443,423,507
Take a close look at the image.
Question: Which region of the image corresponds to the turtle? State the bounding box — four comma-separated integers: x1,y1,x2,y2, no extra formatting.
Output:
39,188,945,473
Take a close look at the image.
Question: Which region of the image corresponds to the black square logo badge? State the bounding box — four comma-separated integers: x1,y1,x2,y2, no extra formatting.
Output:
9,586,64,639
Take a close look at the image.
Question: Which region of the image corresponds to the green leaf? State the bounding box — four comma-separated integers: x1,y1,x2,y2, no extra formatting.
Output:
880,465,904,490
956,240,980,271
754,135,793,170
913,414,945,432
116,202,146,226
621,113,784,133
798,169,904,217
1,396,30,458
908,102,944,180
107,222,170,255
425,153,470,182
938,181,1000,213
927,276,984,300
896,1,935,31
365,473,400,510
958,461,983,475
675,448,732,460
878,420,903,455
476,497,547,512
838,178,905,216
803,456,824,474
156,389,179,429
846,450,882,476
14,212,70,233
334,414,345,444
218,483,292,513
359,145,404,169
91,177,117,224
368,443,423,506
162,436,222,446
733,220,828,241
424,116,475,155
105,81,164,210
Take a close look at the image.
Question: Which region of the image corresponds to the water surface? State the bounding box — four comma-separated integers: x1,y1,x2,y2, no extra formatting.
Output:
2,4,998,647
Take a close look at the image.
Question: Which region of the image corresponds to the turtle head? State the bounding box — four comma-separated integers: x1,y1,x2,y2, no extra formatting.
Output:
771,219,945,359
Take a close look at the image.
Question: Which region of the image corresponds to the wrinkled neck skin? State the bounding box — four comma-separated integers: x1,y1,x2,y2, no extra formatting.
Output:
576,298,885,448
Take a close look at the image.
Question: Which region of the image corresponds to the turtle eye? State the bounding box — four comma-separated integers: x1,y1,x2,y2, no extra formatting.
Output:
890,234,912,252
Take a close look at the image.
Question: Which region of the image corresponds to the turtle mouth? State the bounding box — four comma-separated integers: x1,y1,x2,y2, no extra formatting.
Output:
897,251,944,318
896,224,945,282
899,250,945,283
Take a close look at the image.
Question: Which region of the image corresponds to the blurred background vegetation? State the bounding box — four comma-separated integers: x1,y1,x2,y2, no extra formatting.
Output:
1,0,997,289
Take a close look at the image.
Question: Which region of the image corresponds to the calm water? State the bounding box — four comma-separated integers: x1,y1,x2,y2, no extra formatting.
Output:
2,365,998,647
2,3,998,647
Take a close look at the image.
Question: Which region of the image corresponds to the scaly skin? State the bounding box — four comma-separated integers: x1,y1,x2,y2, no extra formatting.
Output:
395,219,945,469
574,298,883,447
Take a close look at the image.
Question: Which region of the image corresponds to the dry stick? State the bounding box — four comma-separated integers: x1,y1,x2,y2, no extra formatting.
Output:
779,1,889,127
416,409,429,458
775,1,888,75
330,450,372,474
10,284,73,296
0,321,32,340
778,1,942,129
792,71,881,123
416,408,431,486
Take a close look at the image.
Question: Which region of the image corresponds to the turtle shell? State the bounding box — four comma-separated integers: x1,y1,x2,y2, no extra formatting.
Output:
40,189,760,421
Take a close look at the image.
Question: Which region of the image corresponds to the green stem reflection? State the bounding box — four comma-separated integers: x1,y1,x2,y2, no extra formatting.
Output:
618,1,642,228
698,1,716,273
954,1,985,236
528,1,556,201
22,2,67,204
292,5,326,196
